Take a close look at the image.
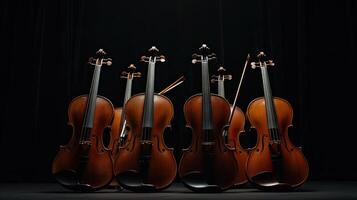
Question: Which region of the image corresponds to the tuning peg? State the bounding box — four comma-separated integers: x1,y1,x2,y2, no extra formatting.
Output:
192,53,200,59
251,62,258,69
267,60,275,66
224,75,232,80
121,71,128,75
192,53,201,64
88,57,96,65
211,75,219,80
209,53,216,57
192,58,201,64
120,70,128,79
208,53,217,61
211,74,219,83
140,56,149,62
133,72,141,78
103,58,112,66
208,56,216,61
158,55,165,62
211,79,218,83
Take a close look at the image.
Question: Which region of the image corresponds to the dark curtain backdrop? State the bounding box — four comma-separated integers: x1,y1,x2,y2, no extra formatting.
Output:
1,0,356,182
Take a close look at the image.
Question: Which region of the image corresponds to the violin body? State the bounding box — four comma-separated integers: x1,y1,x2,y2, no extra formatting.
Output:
227,106,249,186
211,64,249,187
107,107,123,188
179,94,238,192
114,93,177,191
246,97,309,189
109,107,127,156
52,95,114,191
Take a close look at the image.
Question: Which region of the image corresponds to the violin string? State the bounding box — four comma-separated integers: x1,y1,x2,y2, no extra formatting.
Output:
79,95,91,143
270,98,278,143
82,62,100,143
79,78,93,143
272,128,276,143
272,106,279,143
85,67,96,142
262,64,279,144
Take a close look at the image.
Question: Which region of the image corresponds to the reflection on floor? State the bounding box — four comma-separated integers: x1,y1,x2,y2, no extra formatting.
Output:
1,181,357,200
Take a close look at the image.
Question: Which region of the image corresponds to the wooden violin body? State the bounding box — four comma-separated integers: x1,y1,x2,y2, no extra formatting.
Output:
109,107,125,156
109,64,140,158
179,94,238,192
114,94,177,191
107,107,126,188
179,45,239,192
113,47,177,192
211,65,249,187
227,106,249,186
246,97,309,189
52,95,114,191
52,49,114,191
246,52,309,190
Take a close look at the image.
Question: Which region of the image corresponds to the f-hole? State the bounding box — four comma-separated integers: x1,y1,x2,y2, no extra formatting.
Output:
102,127,111,149
163,126,173,149
288,126,301,148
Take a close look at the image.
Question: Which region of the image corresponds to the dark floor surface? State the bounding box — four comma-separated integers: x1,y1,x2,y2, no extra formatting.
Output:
1,181,357,200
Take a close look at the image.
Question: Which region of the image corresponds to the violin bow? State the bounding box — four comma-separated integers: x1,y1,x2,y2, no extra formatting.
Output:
228,54,250,124
159,75,185,95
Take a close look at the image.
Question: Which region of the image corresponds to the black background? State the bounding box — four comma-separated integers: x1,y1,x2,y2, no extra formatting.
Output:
1,0,356,182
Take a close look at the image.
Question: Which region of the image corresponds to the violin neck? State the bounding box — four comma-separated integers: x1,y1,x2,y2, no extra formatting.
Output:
217,79,225,98
201,58,214,132
123,77,133,107
80,64,102,142
142,59,156,139
260,66,280,137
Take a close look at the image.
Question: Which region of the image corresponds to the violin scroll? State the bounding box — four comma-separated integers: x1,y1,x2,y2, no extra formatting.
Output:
121,64,142,79
251,52,274,69
88,49,112,66
192,44,216,64
140,46,166,63
211,66,232,83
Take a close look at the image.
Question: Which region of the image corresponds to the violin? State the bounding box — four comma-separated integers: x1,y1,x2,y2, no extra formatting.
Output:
109,68,183,189
178,44,238,192
246,52,309,190
211,64,249,187
52,49,114,191
110,64,141,157
108,64,141,189
112,74,184,154
113,47,177,192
